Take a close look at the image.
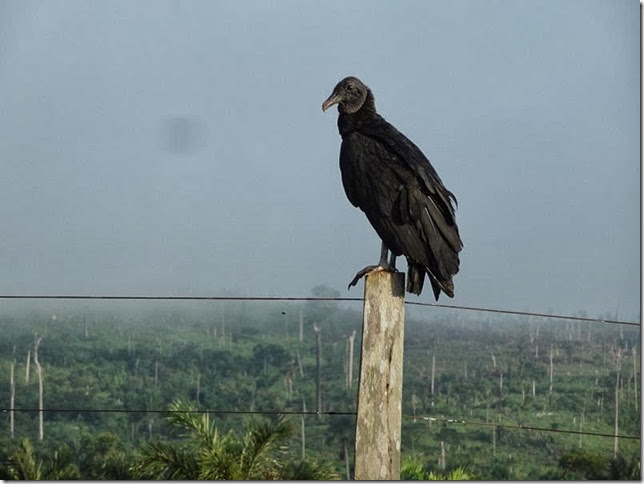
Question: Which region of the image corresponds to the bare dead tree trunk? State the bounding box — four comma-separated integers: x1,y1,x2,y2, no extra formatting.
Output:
286,375,293,403
343,342,349,391
632,346,639,412
344,440,351,480
10,362,15,439
613,348,622,458
431,354,436,396
579,406,585,449
614,374,620,458
25,350,31,384
313,322,322,414
33,335,44,441
348,330,356,390
301,398,306,459
439,440,446,471
282,311,289,339
221,304,226,349
296,349,304,378
549,344,554,394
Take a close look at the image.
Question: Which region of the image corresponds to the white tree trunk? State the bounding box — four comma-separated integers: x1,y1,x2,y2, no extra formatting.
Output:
348,330,356,389
25,349,30,384
33,335,44,441
632,346,638,412
549,344,554,394
301,399,306,459
313,322,322,414
10,362,15,439
431,354,436,396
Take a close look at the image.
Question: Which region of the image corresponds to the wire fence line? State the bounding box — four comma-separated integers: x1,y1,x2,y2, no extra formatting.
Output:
401,415,641,441
2,407,639,441
1,295,639,445
0,294,639,327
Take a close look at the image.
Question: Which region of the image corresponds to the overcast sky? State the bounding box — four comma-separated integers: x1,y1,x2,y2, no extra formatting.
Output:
0,0,639,320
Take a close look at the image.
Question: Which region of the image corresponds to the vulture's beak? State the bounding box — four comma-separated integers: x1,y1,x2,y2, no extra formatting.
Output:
322,91,341,112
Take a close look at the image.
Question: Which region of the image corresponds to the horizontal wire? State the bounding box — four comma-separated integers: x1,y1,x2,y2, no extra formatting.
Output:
2,407,639,441
402,415,641,441
405,300,641,327
0,295,362,302
1,407,355,417
0,294,639,326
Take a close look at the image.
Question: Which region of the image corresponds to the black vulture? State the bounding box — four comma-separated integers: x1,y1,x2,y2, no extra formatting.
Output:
322,76,463,300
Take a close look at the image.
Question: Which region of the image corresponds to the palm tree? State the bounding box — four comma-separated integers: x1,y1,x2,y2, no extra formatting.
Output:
401,455,474,480
1,438,80,480
3,439,44,480
132,400,338,480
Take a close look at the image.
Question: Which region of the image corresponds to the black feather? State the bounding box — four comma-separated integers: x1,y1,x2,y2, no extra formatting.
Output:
323,76,463,300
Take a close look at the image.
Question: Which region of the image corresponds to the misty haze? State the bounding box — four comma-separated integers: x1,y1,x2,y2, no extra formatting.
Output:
0,0,639,319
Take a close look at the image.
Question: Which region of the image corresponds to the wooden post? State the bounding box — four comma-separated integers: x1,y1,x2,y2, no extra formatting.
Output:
354,270,405,480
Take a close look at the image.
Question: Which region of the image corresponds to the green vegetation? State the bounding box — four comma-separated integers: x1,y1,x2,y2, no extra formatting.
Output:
131,400,337,480
0,291,639,479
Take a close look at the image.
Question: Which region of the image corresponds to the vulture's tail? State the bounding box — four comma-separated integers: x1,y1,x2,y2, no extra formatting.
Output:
407,261,454,300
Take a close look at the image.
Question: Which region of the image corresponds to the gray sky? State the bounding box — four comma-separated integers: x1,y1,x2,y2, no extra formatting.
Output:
0,0,639,320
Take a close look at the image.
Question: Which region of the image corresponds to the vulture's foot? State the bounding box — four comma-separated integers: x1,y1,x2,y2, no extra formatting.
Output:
347,265,397,290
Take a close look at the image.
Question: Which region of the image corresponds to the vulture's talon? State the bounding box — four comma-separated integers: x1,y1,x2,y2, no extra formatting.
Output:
347,264,396,290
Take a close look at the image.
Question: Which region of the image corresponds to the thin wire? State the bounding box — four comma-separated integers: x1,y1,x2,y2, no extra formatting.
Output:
3,408,639,441
0,295,361,302
405,301,640,327
1,408,355,417
402,415,641,441
0,295,639,326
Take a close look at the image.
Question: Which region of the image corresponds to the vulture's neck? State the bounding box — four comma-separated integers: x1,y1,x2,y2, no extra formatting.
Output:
337,89,379,136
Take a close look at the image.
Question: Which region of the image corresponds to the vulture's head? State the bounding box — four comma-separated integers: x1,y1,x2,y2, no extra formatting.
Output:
322,76,370,114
